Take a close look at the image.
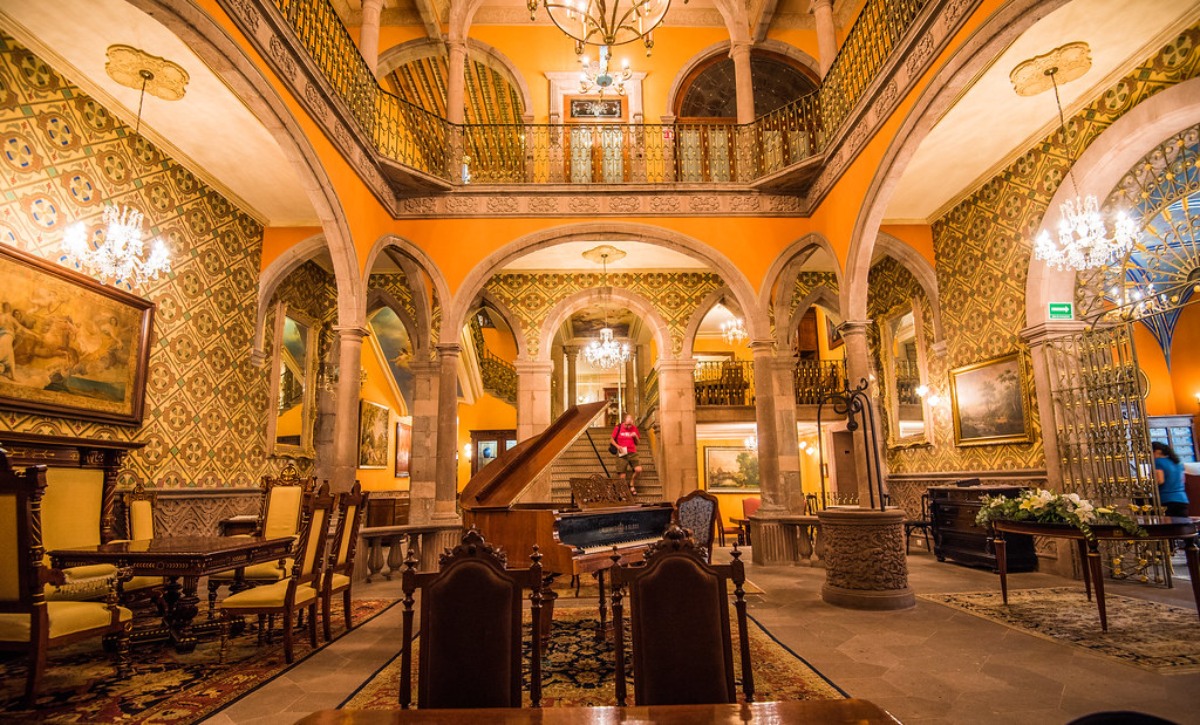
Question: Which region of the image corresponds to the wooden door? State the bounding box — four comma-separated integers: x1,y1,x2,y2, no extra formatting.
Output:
830,430,858,501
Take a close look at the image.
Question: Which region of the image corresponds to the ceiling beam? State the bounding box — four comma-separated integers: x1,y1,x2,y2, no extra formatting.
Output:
751,0,780,43
415,0,443,40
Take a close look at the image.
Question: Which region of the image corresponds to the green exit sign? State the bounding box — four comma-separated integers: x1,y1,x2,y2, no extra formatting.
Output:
1048,302,1074,321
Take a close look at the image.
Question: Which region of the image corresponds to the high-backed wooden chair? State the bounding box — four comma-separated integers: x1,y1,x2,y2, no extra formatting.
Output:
675,489,720,563
219,482,334,663
322,483,369,641
739,496,762,546
208,469,314,612
610,523,754,707
0,450,132,704
114,482,165,607
399,528,545,709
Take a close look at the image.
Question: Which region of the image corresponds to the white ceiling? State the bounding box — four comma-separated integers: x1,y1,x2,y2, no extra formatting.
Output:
501,240,711,271
884,0,1200,223
0,0,319,226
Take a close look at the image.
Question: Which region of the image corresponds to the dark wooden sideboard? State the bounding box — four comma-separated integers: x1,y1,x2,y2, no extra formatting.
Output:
929,485,1037,572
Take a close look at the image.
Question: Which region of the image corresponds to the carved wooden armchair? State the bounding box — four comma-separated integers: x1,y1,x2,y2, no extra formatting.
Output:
675,489,720,563
0,450,132,705
112,482,165,608
399,528,545,709
39,467,118,602
610,524,754,706
322,482,369,641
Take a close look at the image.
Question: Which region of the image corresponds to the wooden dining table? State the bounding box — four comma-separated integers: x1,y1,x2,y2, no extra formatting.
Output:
990,516,1200,632
294,699,901,724
49,534,294,652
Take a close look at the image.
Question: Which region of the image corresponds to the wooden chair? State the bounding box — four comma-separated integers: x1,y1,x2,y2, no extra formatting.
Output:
675,489,720,562
399,528,545,709
610,523,754,707
0,449,131,705
114,482,165,608
218,482,334,664
208,469,314,613
739,496,762,546
322,483,369,641
903,493,934,553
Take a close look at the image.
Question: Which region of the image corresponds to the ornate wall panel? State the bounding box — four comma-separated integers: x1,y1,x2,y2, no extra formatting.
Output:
0,34,274,489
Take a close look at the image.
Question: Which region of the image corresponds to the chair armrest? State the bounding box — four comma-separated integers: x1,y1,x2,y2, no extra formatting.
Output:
39,566,66,587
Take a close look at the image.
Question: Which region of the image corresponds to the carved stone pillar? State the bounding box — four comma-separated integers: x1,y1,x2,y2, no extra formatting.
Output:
750,342,782,512
817,508,914,610
358,0,385,75
770,355,803,513
809,0,838,77
433,343,462,522
446,39,468,126
728,40,756,125
407,357,440,524
330,326,367,493
515,360,554,440
564,345,579,408
656,358,698,502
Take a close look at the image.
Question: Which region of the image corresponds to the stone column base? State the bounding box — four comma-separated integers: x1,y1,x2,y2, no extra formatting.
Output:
748,519,797,565
816,507,914,610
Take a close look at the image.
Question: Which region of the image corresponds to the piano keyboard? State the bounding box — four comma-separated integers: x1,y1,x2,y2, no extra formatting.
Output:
577,537,661,554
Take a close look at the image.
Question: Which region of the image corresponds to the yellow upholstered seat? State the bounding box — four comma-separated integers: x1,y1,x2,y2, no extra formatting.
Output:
321,484,368,641
209,559,292,582
0,602,133,642
222,579,318,608
42,562,119,602
330,573,350,590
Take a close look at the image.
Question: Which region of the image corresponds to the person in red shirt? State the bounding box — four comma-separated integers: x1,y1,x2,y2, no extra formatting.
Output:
611,413,643,495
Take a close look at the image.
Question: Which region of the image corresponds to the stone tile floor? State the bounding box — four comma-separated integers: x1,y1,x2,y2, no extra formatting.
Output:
200,548,1200,724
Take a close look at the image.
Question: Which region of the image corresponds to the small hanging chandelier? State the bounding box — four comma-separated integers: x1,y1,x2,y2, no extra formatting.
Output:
530,0,681,55
581,248,630,370
61,69,170,287
720,315,747,346
579,46,631,97
1033,66,1137,272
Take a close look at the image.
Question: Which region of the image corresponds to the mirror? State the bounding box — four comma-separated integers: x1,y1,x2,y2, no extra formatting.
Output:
266,302,318,457
881,304,930,447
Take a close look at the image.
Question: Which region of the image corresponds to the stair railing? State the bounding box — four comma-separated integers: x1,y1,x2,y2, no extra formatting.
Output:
584,428,612,478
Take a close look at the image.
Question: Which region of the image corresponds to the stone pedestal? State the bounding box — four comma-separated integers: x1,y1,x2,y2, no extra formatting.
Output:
817,507,914,610
748,518,797,565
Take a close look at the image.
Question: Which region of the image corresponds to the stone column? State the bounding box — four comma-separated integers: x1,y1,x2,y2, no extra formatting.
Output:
728,40,756,125
551,344,564,420
329,327,367,493
770,355,804,513
433,343,462,522
564,345,579,408
623,356,636,418
751,342,783,512
358,0,385,75
809,0,838,78
514,360,554,440
446,38,468,125
838,320,881,508
656,358,698,502
406,357,440,524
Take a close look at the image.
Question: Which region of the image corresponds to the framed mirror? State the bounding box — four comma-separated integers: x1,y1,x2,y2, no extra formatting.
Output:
266,302,319,457
881,303,931,447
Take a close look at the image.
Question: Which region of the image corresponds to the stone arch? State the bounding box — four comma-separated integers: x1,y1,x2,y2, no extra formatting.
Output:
254,233,329,355
842,0,1070,325
376,37,533,118
665,39,821,117
680,286,741,354
535,287,672,365
444,222,765,353
786,286,843,351
759,233,843,349
874,232,945,342
470,288,531,361
134,0,364,329
362,234,452,356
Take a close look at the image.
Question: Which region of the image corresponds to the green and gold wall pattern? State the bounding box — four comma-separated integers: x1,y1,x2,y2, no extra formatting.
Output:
0,33,275,488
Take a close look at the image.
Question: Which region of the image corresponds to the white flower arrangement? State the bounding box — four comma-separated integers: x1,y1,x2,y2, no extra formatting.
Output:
975,488,1146,541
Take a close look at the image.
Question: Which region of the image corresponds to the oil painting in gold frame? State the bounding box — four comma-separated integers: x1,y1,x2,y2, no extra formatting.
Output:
949,352,1032,447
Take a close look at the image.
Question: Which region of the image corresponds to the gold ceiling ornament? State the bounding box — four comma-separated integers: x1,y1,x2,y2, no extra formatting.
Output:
530,0,683,55
105,44,190,101
1009,42,1091,97
581,244,627,265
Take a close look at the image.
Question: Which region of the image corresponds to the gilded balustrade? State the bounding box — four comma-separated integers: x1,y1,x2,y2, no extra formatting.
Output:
793,359,846,405
694,360,755,406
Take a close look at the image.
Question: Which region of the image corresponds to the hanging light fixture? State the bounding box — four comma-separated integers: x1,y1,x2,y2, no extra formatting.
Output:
1033,66,1137,272
720,312,747,346
579,45,631,97
61,69,170,287
530,0,681,55
743,434,758,451
582,248,631,370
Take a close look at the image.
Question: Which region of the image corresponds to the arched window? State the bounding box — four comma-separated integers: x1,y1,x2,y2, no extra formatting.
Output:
383,53,525,125
675,50,818,121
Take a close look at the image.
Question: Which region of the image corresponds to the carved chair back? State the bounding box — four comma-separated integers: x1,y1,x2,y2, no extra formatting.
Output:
291,483,335,595
124,482,157,540
400,528,544,709
0,449,49,613
257,465,315,540
610,524,754,707
675,489,720,562
742,496,761,519
329,483,369,574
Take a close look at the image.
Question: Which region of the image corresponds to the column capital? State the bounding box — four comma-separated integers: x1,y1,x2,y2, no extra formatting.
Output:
562,345,580,358
333,325,370,340
728,39,754,58
837,319,873,337
1019,320,1090,347
657,358,698,375
445,37,469,52
409,358,440,376
435,342,462,357
807,0,833,13
513,360,554,375
749,339,776,356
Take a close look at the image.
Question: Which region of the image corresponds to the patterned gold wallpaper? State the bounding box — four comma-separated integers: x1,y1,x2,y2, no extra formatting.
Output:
0,33,275,488
915,25,1200,475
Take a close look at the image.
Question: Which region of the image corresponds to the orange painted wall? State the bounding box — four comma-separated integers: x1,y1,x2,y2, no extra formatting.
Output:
458,393,518,488
879,224,936,269
1135,321,1177,416
1170,303,1200,416
357,338,410,491
262,227,322,271
482,326,518,360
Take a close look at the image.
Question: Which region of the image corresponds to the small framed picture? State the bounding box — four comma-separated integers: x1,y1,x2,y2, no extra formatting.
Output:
358,400,390,469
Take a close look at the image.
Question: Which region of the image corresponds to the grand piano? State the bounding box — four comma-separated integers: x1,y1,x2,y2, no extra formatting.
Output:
460,401,674,630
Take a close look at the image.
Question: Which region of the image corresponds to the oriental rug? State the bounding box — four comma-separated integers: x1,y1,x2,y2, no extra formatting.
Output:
0,599,396,722
920,587,1200,674
341,608,844,708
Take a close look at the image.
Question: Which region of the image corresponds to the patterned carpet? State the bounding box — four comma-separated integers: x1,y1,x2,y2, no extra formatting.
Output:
920,587,1200,674
342,608,844,708
0,599,396,722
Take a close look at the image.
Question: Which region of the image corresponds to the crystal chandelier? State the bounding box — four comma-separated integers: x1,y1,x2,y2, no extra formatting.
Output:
61,69,170,287
582,248,630,370
1033,67,1137,272
579,46,631,97
530,0,680,54
720,315,747,346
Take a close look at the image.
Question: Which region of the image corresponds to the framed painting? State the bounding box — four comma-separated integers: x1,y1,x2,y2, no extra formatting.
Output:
949,352,1032,446
704,446,760,493
0,244,154,425
394,419,412,477
358,400,390,469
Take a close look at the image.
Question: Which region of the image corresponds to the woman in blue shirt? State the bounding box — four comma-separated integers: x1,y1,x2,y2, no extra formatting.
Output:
1152,441,1189,518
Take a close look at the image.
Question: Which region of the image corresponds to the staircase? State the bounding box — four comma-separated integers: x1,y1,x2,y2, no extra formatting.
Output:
548,428,663,504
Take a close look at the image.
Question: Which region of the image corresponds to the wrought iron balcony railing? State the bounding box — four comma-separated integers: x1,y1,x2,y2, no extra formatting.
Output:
694,360,755,407
794,359,847,405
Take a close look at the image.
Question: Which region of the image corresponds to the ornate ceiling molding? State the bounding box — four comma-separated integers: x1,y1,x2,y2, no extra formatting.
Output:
105,44,190,101
1009,42,1091,97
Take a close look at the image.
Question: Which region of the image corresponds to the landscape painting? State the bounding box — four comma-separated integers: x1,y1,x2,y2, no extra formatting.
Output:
705,445,760,492
358,400,390,469
0,244,153,425
950,352,1031,446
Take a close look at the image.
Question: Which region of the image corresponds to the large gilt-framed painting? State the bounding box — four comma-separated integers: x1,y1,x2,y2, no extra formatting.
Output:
0,244,154,425
949,352,1032,447
358,400,390,469
704,446,760,493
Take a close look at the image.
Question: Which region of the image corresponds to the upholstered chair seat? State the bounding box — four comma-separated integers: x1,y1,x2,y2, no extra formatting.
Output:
0,601,132,642
322,484,368,641
42,562,118,602
209,559,293,583
221,578,318,608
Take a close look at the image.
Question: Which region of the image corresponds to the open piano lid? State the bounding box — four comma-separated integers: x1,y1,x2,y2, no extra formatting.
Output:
460,401,608,510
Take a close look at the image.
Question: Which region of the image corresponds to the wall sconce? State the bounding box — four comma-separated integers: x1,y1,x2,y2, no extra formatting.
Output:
1194,391,1200,412
463,443,473,461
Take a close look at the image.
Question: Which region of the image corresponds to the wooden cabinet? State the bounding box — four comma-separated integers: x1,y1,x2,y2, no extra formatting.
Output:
1148,414,1197,464
929,485,1037,572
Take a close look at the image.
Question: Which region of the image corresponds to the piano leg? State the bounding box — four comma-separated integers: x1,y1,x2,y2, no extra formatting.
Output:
595,570,607,643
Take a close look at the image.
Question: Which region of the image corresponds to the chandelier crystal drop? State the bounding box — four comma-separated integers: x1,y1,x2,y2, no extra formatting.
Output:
583,326,630,369
579,46,631,97
530,0,680,53
720,316,747,346
1033,67,1137,272
61,203,170,286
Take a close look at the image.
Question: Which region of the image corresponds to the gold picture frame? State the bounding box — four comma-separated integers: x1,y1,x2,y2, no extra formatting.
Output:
949,352,1032,447
357,400,390,469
